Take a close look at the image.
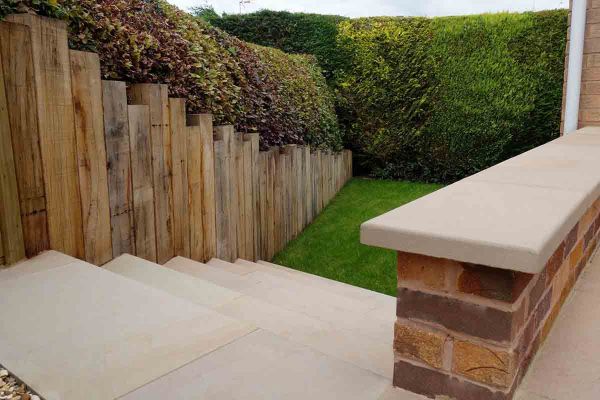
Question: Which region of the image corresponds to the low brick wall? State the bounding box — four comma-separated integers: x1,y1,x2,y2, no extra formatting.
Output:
361,127,600,399
392,198,600,399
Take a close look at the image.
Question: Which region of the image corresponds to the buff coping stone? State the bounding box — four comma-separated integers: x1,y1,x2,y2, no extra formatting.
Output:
361,127,600,274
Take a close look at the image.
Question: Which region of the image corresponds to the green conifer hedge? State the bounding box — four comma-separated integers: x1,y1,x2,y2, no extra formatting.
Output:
212,10,568,182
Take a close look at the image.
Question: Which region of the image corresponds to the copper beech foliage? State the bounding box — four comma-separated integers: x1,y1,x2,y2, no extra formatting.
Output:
0,0,342,150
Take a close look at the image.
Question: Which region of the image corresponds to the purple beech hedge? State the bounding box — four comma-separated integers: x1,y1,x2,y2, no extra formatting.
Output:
0,0,342,151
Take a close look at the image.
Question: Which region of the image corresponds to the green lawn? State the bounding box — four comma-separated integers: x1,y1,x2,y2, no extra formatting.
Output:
273,178,443,296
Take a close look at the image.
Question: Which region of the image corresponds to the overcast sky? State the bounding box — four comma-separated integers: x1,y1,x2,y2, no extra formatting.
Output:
167,0,568,18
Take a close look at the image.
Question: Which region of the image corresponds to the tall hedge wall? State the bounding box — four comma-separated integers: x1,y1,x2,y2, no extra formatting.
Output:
213,10,568,182
0,0,342,150
206,10,348,80
339,12,567,182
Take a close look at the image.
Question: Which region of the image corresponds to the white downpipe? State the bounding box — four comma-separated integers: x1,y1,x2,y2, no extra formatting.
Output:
564,0,588,134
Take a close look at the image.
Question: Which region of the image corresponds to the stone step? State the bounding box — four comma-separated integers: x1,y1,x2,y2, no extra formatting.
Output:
0,250,77,281
0,255,254,400
247,259,396,315
104,254,243,308
175,257,394,342
164,256,262,291
166,256,394,378
207,259,372,320
207,257,263,275
214,288,394,379
121,329,392,400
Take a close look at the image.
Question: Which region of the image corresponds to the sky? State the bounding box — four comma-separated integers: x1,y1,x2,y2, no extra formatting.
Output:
167,0,568,18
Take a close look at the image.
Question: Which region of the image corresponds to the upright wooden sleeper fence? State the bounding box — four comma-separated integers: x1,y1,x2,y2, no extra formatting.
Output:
0,14,353,267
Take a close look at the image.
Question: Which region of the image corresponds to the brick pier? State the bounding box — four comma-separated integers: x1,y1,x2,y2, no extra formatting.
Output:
361,129,600,399
392,198,599,399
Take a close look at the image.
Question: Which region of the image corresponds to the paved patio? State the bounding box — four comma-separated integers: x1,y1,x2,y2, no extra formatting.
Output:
516,246,600,400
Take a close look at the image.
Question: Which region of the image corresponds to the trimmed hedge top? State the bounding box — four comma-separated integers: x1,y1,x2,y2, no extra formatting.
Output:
0,0,342,150
207,10,348,80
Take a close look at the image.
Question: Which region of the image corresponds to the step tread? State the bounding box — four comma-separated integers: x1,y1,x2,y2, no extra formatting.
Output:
248,259,396,311
171,257,394,342
207,257,261,275
0,259,254,400
0,251,77,281
165,256,393,378
238,270,393,341
206,259,377,319
214,294,394,379
121,329,392,400
164,256,262,291
104,254,243,308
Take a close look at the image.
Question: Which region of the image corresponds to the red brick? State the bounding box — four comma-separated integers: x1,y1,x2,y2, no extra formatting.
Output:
397,287,515,343
397,251,461,292
579,202,599,237
581,94,600,109
545,242,565,282
588,8,600,24
517,289,551,366
458,264,532,303
583,67,600,82
584,40,600,54
394,322,446,369
452,341,515,388
551,259,571,308
564,222,579,255
585,222,596,250
393,359,513,400
576,251,590,279
579,109,600,122
528,271,547,315
541,302,561,345
583,54,600,68
586,23,600,39
569,241,584,269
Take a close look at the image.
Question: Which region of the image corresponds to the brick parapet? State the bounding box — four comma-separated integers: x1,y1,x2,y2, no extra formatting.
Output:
393,198,600,399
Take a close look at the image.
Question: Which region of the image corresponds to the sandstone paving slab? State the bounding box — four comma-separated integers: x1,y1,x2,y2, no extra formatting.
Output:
120,329,391,400
214,295,325,339
0,261,255,400
377,386,429,400
0,251,76,281
517,251,600,400
168,258,387,338
241,269,375,316
104,254,244,308
562,126,600,141
238,270,394,341
250,259,397,312
215,294,394,379
165,257,262,291
514,391,556,400
207,258,262,275
161,257,394,378
578,126,600,135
